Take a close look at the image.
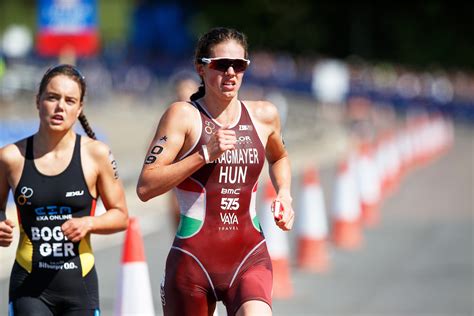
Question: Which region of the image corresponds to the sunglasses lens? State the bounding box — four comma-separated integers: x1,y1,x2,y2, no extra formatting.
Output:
209,59,248,72
232,59,248,72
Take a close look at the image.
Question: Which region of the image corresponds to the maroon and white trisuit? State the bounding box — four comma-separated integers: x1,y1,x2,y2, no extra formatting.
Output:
161,100,273,316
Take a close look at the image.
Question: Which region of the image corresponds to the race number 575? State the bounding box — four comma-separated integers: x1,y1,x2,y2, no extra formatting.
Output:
221,198,239,211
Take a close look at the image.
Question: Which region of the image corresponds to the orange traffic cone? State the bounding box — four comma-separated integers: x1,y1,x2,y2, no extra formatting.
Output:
115,217,155,316
330,156,363,250
258,180,293,299
296,167,330,272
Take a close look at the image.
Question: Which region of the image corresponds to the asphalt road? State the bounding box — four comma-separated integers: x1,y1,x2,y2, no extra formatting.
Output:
90,123,473,316
0,100,472,315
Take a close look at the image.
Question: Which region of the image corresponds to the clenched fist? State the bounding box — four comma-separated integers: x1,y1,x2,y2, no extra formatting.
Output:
0,219,15,247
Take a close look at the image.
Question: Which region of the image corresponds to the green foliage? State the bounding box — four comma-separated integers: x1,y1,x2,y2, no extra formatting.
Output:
0,1,36,32
0,0,132,43
98,0,132,42
0,0,472,69
196,1,474,69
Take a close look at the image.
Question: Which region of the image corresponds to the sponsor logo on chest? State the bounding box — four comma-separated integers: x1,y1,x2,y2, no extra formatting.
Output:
239,124,253,131
65,190,84,197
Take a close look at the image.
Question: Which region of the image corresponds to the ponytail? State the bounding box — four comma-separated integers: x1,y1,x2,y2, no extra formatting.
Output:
78,112,97,140
190,85,205,101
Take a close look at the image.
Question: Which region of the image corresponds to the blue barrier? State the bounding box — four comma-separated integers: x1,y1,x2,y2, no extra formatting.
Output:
0,119,38,147
0,119,107,147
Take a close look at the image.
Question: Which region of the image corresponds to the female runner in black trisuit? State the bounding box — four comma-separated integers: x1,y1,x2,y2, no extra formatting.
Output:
0,64,129,315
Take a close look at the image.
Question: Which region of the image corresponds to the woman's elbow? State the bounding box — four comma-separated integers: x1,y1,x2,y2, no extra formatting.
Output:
136,184,151,202
118,213,129,232
136,177,169,201
106,207,128,233
116,205,129,231
136,183,164,202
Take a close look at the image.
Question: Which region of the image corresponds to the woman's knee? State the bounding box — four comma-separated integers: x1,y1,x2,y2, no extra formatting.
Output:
235,300,272,316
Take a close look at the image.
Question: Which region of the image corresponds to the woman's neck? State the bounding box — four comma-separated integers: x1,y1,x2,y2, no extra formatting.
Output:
35,128,76,154
201,95,240,126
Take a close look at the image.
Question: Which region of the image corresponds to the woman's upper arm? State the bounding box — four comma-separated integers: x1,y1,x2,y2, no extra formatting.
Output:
0,144,22,212
136,102,200,201
254,101,287,164
0,147,10,212
91,142,127,213
140,102,193,170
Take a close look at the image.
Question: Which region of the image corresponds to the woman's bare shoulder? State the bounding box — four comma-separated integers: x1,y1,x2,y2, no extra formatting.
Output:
0,138,27,167
166,101,198,117
242,100,279,125
158,101,199,134
80,137,111,161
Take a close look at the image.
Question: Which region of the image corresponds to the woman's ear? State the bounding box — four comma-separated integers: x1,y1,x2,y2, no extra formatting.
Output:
76,103,83,118
196,64,205,77
35,95,40,110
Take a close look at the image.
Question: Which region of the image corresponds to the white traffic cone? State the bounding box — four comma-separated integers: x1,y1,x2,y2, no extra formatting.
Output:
355,142,381,228
410,114,431,168
384,131,401,196
396,125,415,178
330,156,363,250
258,179,293,299
296,167,330,272
115,217,155,316
375,131,400,198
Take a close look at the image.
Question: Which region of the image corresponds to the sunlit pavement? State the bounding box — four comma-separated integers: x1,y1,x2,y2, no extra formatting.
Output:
1,96,472,315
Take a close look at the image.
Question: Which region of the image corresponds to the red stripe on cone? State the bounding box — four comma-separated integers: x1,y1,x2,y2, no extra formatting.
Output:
265,179,277,199
356,142,381,228
122,217,146,263
296,167,330,273
260,179,293,299
331,157,363,250
271,258,293,299
115,217,155,315
303,166,320,185
297,237,329,273
332,220,361,249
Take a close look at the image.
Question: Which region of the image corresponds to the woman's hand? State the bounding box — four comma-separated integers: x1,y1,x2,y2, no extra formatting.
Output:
61,217,94,242
205,127,237,162
0,219,15,247
272,194,294,231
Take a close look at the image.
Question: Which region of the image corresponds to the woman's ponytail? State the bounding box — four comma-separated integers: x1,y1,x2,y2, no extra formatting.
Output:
78,112,97,140
190,85,206,101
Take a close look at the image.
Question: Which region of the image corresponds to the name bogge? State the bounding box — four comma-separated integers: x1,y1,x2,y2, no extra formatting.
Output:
31,226,75,257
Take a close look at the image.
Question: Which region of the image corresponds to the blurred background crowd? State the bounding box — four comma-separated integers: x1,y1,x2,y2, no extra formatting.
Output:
1,1,474,122
0,1,473,315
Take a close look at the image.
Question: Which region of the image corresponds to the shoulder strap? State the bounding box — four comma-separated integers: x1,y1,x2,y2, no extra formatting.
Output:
239,100,250,118
72,134,82,161
25,136,34,160
192,100,212,120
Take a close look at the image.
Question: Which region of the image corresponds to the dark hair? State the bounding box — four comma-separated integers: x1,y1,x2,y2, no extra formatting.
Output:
190,27,248,101
38,64,96,139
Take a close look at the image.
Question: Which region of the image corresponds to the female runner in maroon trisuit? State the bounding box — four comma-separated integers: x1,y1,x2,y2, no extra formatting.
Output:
137,27,294,316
